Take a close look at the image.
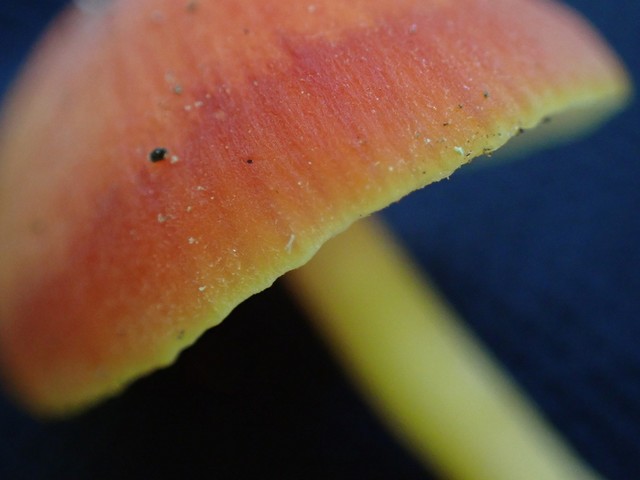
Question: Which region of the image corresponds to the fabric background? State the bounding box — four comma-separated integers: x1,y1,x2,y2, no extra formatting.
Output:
0,1,638,479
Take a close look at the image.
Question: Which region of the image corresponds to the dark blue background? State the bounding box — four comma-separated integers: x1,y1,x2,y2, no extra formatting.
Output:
1,1,638,479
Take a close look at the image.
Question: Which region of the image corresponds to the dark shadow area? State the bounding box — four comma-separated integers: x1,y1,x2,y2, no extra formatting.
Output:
0,282,430,480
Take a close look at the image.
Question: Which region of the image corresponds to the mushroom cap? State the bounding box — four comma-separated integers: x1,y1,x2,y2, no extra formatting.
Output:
0,0,631,415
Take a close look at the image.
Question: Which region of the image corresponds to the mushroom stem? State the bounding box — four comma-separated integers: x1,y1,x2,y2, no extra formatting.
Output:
286,217,603,480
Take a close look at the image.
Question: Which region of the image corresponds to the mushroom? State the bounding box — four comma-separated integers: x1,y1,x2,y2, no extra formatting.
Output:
0,0,631,478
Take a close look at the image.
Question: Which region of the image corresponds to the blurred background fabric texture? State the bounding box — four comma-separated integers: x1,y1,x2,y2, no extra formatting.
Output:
0,1,638,479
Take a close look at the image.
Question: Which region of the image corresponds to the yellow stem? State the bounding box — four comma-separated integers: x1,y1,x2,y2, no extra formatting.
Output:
286,216,603,480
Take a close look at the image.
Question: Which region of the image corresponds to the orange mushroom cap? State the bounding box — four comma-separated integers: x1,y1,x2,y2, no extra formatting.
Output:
0,0,630,415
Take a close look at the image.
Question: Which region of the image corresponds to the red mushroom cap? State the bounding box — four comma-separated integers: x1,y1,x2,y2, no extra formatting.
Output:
0,0,630,415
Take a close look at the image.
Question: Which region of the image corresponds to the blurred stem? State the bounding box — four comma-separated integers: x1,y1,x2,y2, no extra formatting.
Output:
286,216,603,480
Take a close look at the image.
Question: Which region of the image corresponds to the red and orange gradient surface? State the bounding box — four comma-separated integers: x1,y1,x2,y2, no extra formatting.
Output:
0,0,630,415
